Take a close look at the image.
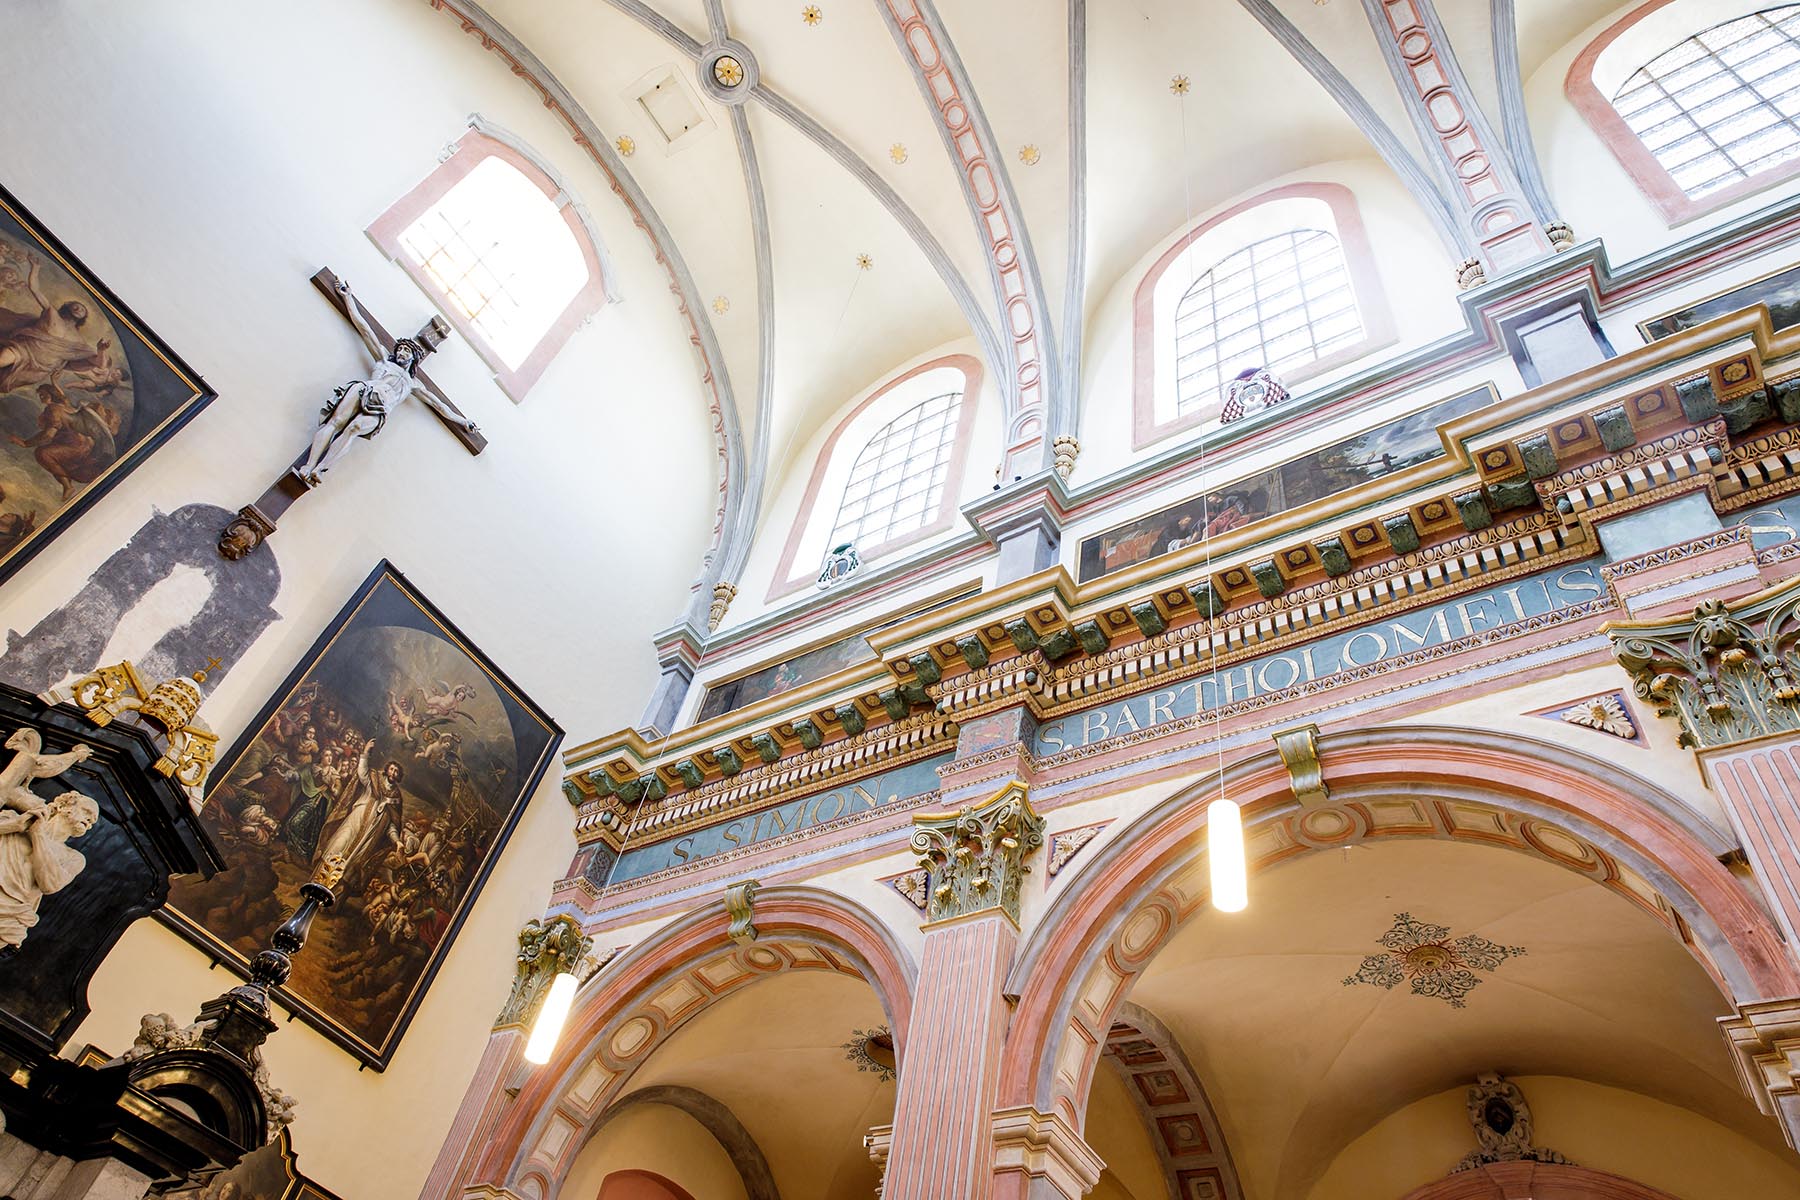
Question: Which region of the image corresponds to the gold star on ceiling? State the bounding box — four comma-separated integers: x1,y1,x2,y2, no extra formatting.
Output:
713,55,745,87
1019,144,1040,166
855,253,874,271
889,143,908,164
1170,75,1191,95
712,296,730,315
802,5,822,24
615,134,636,157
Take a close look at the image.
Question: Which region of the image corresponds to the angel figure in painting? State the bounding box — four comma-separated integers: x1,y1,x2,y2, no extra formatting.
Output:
0,727,92,816
0,790,100,948
297,279,478,485
0,253,114,398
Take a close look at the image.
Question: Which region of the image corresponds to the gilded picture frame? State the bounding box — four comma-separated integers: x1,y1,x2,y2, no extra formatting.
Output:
0,184,215,587
161,563,561,1069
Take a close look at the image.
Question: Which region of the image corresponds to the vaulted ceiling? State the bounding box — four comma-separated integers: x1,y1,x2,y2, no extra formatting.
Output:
442,0,1637,571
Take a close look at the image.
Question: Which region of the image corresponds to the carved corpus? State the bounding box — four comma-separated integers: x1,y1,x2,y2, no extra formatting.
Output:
496,913,590,1030
63,659,220,791
1606,576,1800,750
910,782,1045,926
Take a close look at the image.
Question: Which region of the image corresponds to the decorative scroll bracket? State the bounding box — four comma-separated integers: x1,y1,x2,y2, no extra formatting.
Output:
725,879,761,946
1273,723,1329,807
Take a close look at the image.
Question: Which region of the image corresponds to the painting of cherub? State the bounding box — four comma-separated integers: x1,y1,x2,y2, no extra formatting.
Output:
0,186,213,584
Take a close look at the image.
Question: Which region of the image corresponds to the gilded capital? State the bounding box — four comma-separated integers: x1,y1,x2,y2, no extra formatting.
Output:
495,914,590,1030
910,782,1045,926
1606,575,1800,751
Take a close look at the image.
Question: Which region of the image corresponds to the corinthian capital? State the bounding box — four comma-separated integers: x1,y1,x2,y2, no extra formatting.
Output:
910,782,1045,926
1606,575,1800,751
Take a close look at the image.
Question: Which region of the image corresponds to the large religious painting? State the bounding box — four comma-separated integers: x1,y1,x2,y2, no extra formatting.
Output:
0,186,214,586
162,564,561,1069
695,585,979,723
1078,385,1496,583
1639,262,1800,341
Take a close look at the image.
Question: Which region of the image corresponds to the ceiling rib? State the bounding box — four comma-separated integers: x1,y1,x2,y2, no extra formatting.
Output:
1062,0,1088,450
1234,0,1472,261
874,0,1064,467
601,0,1007,389
421,0,747,610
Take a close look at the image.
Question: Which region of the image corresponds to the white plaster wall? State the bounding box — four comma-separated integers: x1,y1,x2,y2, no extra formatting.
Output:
1308,1074,1800,1200
1526,0,1800,267
1077,158,1465,478
0,1,722,1195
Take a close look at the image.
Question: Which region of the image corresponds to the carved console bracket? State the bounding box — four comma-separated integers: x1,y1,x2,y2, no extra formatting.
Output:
725,878,761,946
910,782,1045,926
1606,575,1800,750
1273,723,1329,807
1720,998,1800,1149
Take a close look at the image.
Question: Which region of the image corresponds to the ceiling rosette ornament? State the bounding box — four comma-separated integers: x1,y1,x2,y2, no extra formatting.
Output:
1342,912,1525,1008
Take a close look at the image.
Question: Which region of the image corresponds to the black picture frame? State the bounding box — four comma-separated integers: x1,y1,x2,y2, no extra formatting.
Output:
0,184,216,588
159,562,562,1069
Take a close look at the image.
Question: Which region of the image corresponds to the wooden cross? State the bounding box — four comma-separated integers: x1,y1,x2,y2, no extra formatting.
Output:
217,268,487,559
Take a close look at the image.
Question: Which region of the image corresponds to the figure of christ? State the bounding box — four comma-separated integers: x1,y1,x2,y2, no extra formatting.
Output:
10,383,118,500
312,737,406,891
0,791,100,948
298,280,478,485
0,256,113,397
0,728,92,816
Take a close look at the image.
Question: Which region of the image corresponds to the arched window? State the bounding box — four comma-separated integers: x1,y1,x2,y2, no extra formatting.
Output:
1133,183,1393,449
1611,6,1800,201
1569,1,1800,224
368,123,609,401
828,389,963,551
767,356,983,601
1172,229,1361,419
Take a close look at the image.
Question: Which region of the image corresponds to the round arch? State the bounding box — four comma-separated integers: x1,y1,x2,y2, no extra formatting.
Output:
466,886,916,1196
1000,725,1799,1126
1401,1160,1680,1199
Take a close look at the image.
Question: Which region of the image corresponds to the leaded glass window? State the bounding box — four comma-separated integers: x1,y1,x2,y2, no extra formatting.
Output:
1612,6,1800,200
829,391,962,550
1172,229,1361,417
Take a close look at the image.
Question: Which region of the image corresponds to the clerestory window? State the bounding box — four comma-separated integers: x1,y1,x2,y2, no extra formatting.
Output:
829,390,964,551
1611,6,1800,201
368,126,608,401
1172,229,1362,419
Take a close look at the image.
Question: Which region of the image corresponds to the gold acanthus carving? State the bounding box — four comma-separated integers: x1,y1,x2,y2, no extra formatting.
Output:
911,782,1045,926
1607,575,1800,750
494,914,590,1030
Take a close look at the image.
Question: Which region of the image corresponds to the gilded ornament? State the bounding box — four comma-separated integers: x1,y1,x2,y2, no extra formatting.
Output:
1557,693,1636,740
496,914,590,1030
712,55,745,87
889,143,908,164
910,783,1044,925
64,658,221,791
712,295,730,315
1018,144,1040,166
1169,75,1191,95
855,253,874,271
615,134,637,157
802,5,822,25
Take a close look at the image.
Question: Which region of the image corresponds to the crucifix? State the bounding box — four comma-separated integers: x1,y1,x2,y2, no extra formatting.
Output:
218,268,486,559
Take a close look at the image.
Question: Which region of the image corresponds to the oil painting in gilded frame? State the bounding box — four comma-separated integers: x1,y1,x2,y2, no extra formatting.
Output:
0,185,215,587
695,584,979,723
162,563,561,1069
1638,261,1800,341
1078,384,1496,583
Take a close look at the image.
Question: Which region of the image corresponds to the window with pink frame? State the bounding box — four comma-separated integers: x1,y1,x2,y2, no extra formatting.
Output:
368,129,607,401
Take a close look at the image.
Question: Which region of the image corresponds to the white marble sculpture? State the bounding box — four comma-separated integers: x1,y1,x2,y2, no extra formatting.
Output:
0,790,99,949
297,279,479,485
0,727,91,815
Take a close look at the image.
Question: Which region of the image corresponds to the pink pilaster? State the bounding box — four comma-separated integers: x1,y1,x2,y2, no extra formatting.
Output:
1702,738,1800,959
882,913,1018,1200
